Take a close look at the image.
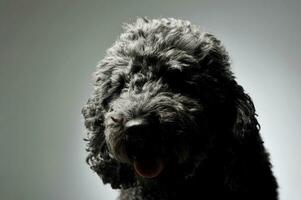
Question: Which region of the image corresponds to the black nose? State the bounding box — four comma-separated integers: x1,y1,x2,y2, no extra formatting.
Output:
124,118,150,139
124,118,154,159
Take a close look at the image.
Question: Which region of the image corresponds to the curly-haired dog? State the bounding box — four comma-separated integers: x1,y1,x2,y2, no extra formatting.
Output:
82,18,278,200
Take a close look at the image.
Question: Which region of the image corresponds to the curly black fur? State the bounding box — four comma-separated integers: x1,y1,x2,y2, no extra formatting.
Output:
82,17,278,200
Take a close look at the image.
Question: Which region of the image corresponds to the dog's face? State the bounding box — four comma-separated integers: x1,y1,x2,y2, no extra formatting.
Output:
82,18,249,188
103,54,205,179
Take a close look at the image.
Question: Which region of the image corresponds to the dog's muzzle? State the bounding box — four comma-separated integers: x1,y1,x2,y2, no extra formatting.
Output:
122,118,165,179
123,118,158,159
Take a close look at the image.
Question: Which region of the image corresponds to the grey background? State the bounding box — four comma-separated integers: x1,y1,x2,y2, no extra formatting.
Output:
1,0,300,199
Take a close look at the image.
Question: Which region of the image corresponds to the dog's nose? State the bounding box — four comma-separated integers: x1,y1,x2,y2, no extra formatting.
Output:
124,118,157,160
124,118,150,138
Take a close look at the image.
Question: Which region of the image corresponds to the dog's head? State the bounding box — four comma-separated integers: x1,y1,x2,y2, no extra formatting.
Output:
82,18,259,189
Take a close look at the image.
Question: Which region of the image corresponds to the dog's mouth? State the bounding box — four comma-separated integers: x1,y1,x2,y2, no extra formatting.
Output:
133,157,165,179
123,143,165,178
112,136,165,178
126,147,165,179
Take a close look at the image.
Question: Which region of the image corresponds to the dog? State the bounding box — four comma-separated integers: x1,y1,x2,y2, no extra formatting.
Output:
82,17,278,200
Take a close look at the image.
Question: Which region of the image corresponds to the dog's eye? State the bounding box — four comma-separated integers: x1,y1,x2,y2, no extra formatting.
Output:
164,69,185,88
163,68,200,97
121,87,129,93
131,64,142,74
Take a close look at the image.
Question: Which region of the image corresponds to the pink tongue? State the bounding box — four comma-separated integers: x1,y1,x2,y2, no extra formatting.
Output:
133,159,164,179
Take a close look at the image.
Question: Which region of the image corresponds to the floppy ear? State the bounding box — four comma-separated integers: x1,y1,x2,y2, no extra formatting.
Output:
81,70,136,189
232,83,260,138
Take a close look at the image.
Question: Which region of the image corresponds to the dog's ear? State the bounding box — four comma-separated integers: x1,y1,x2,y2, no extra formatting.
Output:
196,33,231,75
82,87,136,189
196,33,260,138
232,84,260,138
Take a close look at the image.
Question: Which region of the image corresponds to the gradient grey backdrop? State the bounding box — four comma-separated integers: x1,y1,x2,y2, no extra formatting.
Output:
1,0,300,199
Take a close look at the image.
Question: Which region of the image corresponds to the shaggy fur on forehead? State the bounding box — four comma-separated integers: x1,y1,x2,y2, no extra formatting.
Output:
82,17,278,199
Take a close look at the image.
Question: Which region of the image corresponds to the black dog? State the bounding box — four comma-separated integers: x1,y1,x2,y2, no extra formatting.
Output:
82,17,278,200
